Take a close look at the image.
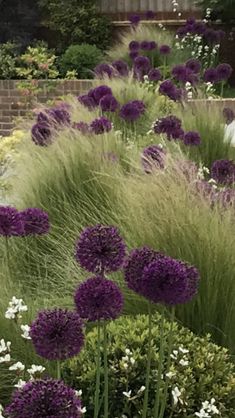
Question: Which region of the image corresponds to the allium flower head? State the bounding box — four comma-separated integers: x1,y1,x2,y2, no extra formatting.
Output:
78,94,96,110
30,308,84,360
211,159,235,185
216,63,233,82
141,256,199,305
149,41,157,50
0,206,23,237
112,60,129,76
4,379,82,418
129,14,141,26
129,41,140,51
148,68,162,82
186,59,201,74
120,100,145,122
142,144,166,173
159,45,171,55
75,276,123,321
140,41,152,51
124,247,161,294
75,224,126,273
204,68,218,83
223,107,235,125
204,28,219,44
36,111,49,124
134,55,151,75
193,21,206,35
129,51,139,60
89,85,112,105
20,208,50,236
90,116,112,134
94,63,113,79
172,64,188,83
186,17,196,25
31,123,52,146
153,115,182,140
184,131,201,146
146,10,155,20
176,26,188,38
73,121,90,134
48,107,70,126
159,79,176,96
99,94,119,112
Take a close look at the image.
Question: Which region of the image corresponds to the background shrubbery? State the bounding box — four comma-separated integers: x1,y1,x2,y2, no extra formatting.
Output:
59,44,103,79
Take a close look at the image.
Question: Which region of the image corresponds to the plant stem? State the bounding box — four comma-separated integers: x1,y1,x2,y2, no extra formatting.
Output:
94,321,101,418
56,360,61,380
159,306,175,418
142,303,152,418
153,305,165,418
103,322,109,418
220,82,225,98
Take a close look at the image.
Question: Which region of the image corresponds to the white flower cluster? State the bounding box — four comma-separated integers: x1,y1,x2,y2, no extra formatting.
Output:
123,386,145,400
172,386,183,405
5,296,28,320
198,165,210,180
0,404,5,418
27,364,45,379
170,346,189,367
121,348,135,370
208,178,218,190
0,339,11,363
185,82,193,99
195,398,219,417
171,0,181,17
158,23,166,31
21,324,31,340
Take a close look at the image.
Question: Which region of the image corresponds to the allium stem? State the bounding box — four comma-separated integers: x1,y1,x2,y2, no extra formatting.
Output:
220,81,225,98
153,305,165,418
142,303,152,418
103,322,109,418
56,360,61,380
5,236,10,276
159,306,175,418
94,321,101,418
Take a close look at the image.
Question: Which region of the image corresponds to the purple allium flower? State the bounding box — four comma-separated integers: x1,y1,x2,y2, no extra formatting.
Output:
20,208,50,236
0,206,23,237
129,14,141,26
88,85,113,106
99,94,119,112
172,64,188,83
149,41,157,50
184,131,201,146
142,144,166,173
120,100,145,122
153,115,182,140
4,379,82,418
124,247,161,294
186,17,196,25
216,29,226,41
172,127,185,140
75,224,126,274
73,121,90,134
223,107,235,125
159,45,171,55
193,21,206,35
148,68,162,82
31,123,52,146
146,10,155,20
140,255,199,305
94,63,114,79
129,40,140,51
112,60,129,76
30,308,84,361
211,159,235,185
159,79,176,96
48,107,70,126
134,55,151,75
90,116,112,134
36,111,49,124
216,63,233,82
129,51,139,60
186,59,201,74
176,26,188,38
74,276,123,321
140,41,152,51
204,67,218,83
204,28,219,44
78,94,96,110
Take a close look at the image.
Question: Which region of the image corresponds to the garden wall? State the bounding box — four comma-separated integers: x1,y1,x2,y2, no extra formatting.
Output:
0,80,235,137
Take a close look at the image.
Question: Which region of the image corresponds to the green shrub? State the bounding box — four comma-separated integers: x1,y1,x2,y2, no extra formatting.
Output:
0,42,18,79
64,313,235,417
198,0,235,23
39,0,112,51
60,44,103,79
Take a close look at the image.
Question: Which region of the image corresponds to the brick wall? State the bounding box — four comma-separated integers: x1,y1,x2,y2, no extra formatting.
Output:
0,80,93,136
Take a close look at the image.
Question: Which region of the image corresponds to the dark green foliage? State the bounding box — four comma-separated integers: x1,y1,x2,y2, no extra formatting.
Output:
198,0,235,23
63,314,235,417
0,42,19,79
39,0,112,51
59,44,103,79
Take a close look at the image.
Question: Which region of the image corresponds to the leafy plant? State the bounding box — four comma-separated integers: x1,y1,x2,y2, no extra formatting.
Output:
0,42,18,79
59,44,103,79
16,43,59,80
198,0,235,23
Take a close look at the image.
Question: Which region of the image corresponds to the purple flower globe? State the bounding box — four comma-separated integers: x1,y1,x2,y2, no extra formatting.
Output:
216,63,233,82
134,56,151,75
159,45,171,55
31,123,52,146
172,64,188,83
129,14,141,26
0,206,23,237
183,131,201,146
73,121,90,134
120,100,145,122
186,17,196,25
4,379,82,418
88,85,112,105
124,246,161,294
30,308,84,361
75,224,126,274
153,115,182,140
204,28,219,45
140,256,199,305
146,10,155,20
204,68,218,83
99,94,119,112
186,59,201,74
176,26,188,38
149,41,157,50
75,276,123,322
223,107,235,125
193,21,206,35
129,51,139,60
94,63,113,79
90,116,112,134
112,60,129,76
48,107,71,126
140,41,152,51
78,94,97,110
142,145,166,173
36,111,49,124
211,159,235,185
20,208,50,236
148,68,162,82
159,79,176,97
129,41,140,51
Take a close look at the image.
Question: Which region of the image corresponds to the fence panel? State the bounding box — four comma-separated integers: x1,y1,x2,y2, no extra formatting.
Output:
98,0,199,13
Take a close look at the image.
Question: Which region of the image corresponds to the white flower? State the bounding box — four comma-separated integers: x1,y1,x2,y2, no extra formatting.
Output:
137,386,145,393
123,390,132,398
123,363,128,369
0,354,11,363
172,387,181,405
179,359,189,367
76,389,82,397
166,371,176,379
5,297,28,320
0,339,11,354
27,365,45,377
21,324,31,340
79,406,87,414
143,75,149,81
178,12,182,17
187,92,193,99
130,357,135,365
9,362,25,372
122,356,129,362
195,411,210,418
179,347,189,354
0,404,5,418
14,379,27,389
114,130,122,137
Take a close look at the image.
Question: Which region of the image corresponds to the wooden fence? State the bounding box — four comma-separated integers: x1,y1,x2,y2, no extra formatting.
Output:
98,0,199,15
